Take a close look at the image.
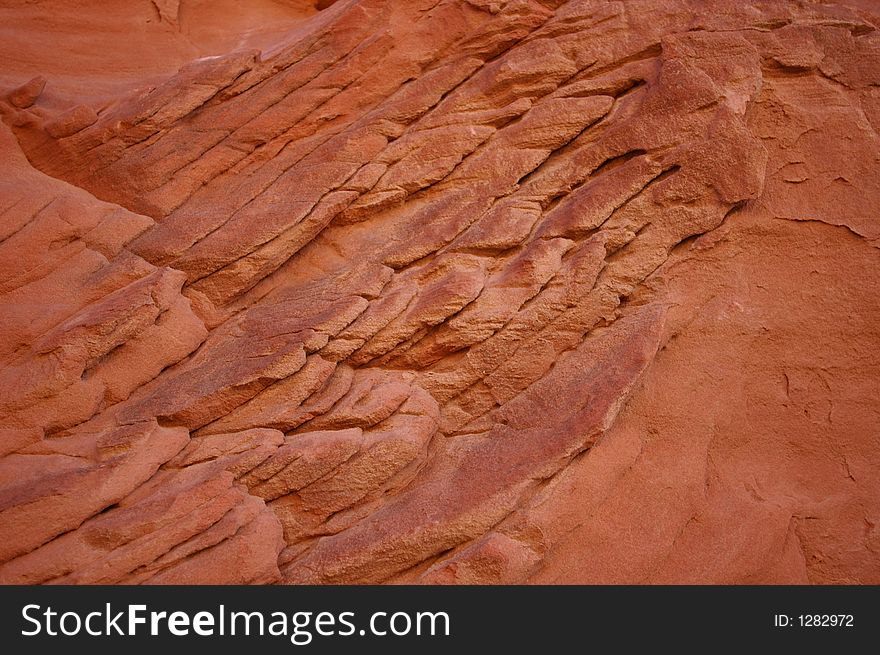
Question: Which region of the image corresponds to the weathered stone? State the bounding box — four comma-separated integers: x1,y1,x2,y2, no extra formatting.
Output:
0,0,877,585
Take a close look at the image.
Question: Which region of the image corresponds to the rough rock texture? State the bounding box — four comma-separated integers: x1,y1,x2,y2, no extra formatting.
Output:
0,0,878,584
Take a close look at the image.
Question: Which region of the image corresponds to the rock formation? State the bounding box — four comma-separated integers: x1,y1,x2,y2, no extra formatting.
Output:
0,0,878,584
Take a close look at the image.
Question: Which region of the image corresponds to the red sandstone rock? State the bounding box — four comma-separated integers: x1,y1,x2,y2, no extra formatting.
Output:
8,76,45,109
0,0,878,584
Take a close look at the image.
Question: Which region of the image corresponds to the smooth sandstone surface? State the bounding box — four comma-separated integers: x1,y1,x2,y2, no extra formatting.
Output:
0,0,877,584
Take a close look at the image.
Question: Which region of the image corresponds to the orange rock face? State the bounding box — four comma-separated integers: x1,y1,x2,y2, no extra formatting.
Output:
1,0,878,584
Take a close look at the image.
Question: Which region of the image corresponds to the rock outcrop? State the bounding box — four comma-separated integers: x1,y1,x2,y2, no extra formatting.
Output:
0,0,878,584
